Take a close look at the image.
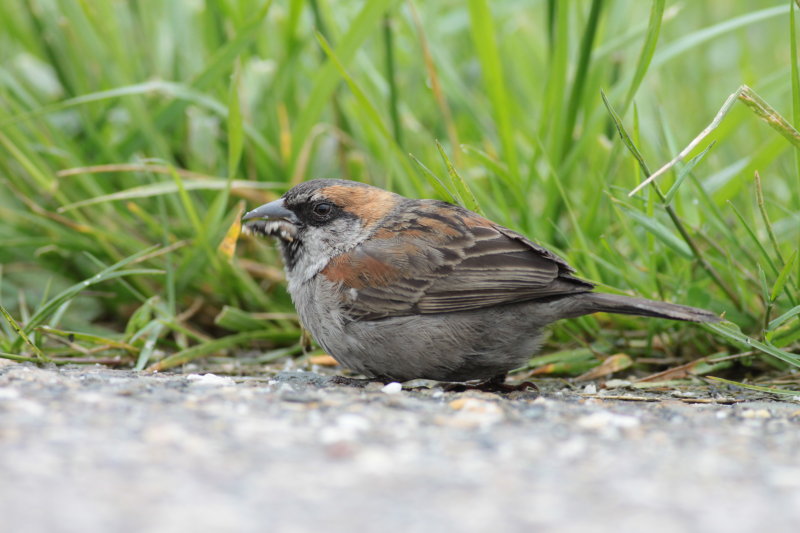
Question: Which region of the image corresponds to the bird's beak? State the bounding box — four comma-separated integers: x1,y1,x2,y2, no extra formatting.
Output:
242,198,299,224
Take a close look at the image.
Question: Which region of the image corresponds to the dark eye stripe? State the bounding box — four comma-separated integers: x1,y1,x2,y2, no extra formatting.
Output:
301,200,345,226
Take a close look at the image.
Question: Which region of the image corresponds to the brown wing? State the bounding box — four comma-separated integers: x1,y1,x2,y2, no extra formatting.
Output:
320,201,594,320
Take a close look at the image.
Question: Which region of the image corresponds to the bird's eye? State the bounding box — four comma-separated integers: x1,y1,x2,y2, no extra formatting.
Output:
312,201,333,218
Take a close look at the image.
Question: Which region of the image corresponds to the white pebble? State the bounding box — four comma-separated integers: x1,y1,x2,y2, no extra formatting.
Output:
0,387,21,400
320,414,371,443
381,382,403,395
741,409,771,419
186,373,235,387
577,411,640,430
277,383,296,394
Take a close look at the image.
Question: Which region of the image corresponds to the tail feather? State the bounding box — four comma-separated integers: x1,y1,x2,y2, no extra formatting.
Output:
568,292,720,323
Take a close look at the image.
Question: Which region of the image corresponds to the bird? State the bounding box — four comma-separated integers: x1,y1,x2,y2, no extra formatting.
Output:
242,178,719,385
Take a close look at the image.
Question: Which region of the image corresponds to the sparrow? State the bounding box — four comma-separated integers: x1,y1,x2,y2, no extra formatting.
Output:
243,179,720,384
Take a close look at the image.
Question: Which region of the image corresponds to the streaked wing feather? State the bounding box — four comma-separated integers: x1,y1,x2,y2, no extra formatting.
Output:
322,202,593,319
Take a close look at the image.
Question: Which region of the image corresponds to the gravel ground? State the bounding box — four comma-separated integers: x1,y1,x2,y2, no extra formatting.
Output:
1,359,800,533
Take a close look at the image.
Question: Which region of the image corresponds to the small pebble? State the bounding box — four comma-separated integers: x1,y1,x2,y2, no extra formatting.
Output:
186,374,236,387
277,383,296,393
577,411,640,430
446,398,504,429
381,382,402,395
0,387,21,400
741,409,771,419
604,379,632,389
186,373,235,387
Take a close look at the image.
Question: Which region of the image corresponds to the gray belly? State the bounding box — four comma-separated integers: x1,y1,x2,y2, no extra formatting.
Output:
288,274,554,382
317,304,547,382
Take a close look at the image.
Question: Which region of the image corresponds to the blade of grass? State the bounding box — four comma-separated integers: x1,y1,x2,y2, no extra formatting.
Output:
134,321,166,371
559,0,606,158
290,0,399,173
724,199,790,314
227,59,245,184
792,0,800,283
632,85,800,196
57,179,284,212
314,30,418,182
738,86,800,147
3,80,278,165
769,304,800,331
467,0,519,179
629,89,739,196
202,60,244,260
771,251,798,304
215,305,278,332
0,304,50,363
619,207,692,258
166,165,224,272
603,90,742,309
539,0,569,160
383,13,402,147
621,0,665,115
435,140,483,214
653,5,789,67
14,246,162,343
664,141,715,205
118,0,274,155
704,321,800,368
218,201,246,263
727,201,779,277
157,194,177,316
407,0,460,165
755,171,797,303
0,352,47,364
408,153,458,203
21,269,162,342
146,329,301,371
308,0,354,180
37,326,138,353
707,376,798,396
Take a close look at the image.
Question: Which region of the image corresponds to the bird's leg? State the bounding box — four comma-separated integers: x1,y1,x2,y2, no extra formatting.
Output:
441,374,539,395
485,373,539,394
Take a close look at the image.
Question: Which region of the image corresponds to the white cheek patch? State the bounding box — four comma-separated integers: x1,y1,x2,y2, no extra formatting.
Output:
259,213,375,290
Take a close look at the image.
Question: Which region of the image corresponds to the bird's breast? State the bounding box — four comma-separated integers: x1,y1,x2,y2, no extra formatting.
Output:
287,272,350,351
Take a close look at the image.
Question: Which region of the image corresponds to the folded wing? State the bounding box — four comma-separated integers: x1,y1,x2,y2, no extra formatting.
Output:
321,201,594,320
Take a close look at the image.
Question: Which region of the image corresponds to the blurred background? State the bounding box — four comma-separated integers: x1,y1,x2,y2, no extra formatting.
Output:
1,1,798,383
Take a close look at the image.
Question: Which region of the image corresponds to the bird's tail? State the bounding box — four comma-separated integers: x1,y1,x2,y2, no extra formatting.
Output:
564,292,720,323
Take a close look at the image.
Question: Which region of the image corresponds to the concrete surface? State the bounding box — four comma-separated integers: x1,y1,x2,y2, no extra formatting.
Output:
1,361,799,533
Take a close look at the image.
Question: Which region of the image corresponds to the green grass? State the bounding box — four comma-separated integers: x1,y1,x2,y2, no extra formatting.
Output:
1,0,799,389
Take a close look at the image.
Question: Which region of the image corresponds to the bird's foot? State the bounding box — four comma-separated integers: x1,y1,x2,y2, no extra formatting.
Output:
442,375,539,397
